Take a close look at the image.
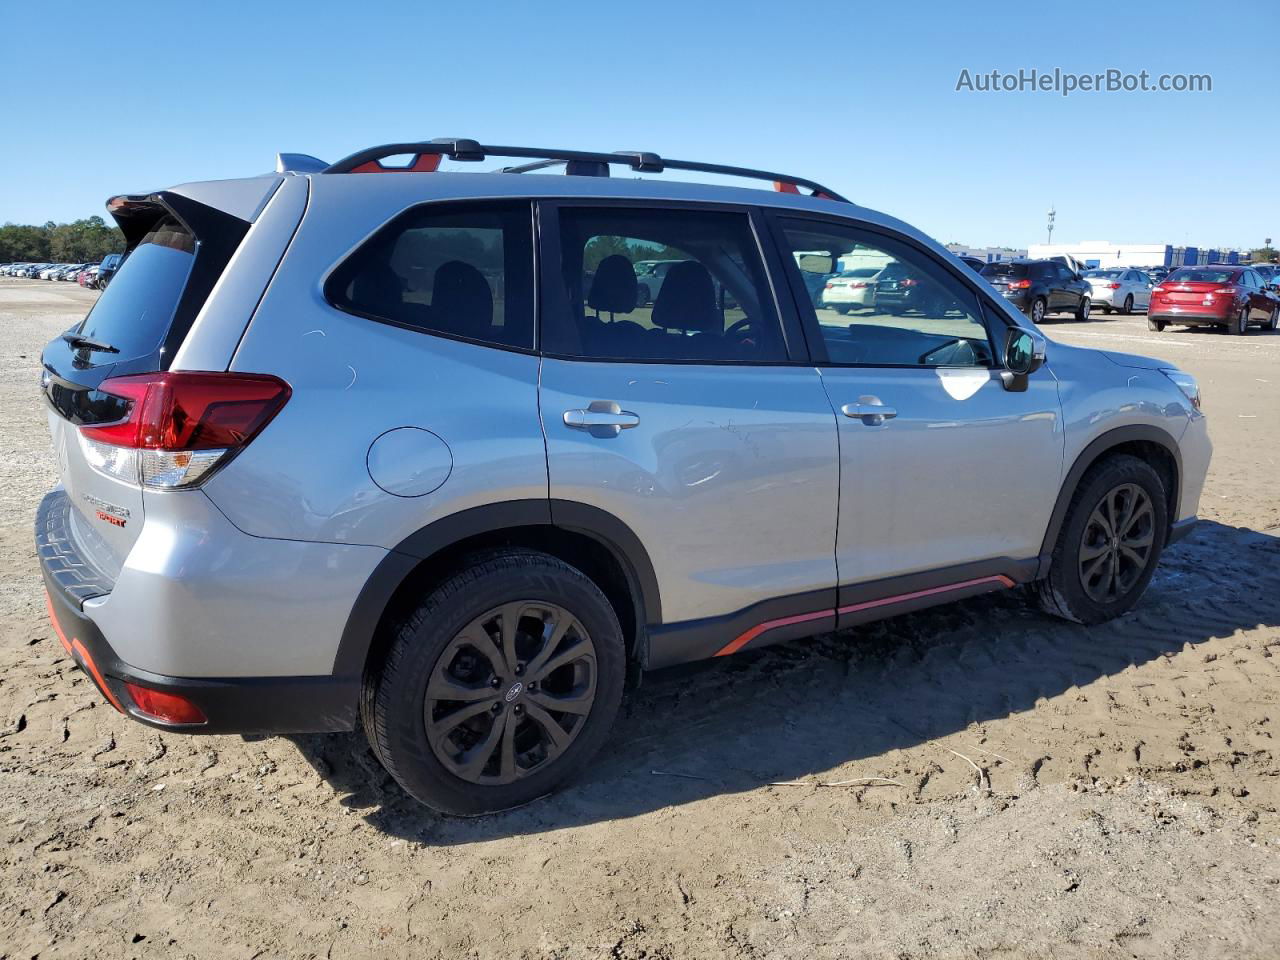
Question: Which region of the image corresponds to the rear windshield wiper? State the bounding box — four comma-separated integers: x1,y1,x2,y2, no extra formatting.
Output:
61,333,120,354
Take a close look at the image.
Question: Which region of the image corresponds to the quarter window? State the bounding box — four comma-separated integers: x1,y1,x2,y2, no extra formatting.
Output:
779,219,995,368
326,201,534,350
543,207,787,363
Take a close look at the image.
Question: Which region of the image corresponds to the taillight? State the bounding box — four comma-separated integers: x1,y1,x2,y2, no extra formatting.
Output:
1106,283,1122,289
851,282,868,288
78,372,290,489
825,282,835,289
901,278,919,287
123,682,208,724
1152,286,1165,293
1008,279,1032,290
1212,287,1238,295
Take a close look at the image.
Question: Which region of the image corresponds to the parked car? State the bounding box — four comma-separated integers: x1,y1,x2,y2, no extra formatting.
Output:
632,259,681,305
958,255,985,272
78,265,100,287
95,252,123,289
1083,268,1152,314
980,259,1092,323
37,140,1209,815
1148,265,1280,334
1250,264,1279,290
821,267,880,313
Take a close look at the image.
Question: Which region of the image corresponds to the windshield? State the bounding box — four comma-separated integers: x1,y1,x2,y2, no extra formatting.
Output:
75,217,195,362
1166,268,1236,284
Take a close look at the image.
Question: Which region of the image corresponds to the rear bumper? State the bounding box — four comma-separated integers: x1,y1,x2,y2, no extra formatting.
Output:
42,572,358,734
37,489,361,734
1149,307,1230,325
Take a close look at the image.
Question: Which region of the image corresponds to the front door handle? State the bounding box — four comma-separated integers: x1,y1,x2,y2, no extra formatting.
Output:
841,396,898,426
563,401,640,437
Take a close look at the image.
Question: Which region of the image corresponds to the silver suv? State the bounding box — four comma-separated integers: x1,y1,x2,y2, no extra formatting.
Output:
37,140,1210,814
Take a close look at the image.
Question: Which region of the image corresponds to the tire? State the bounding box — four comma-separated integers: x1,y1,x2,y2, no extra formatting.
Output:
362,549,626,815
834,305,850,315
1230,305,1249,336
1101,304,1112,314
1147,317,1166,332
1269,307,1279,332
636,285,651,307
1029,297,1047,324
1075,297,1092,322
1122,294,1134,315
1034,454,1168,625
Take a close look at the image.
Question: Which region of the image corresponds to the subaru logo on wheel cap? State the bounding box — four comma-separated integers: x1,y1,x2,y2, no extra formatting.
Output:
504,682,524,703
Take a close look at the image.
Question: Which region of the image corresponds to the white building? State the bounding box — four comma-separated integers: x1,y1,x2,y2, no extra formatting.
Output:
1027,240,1247,269
945,243,1027,263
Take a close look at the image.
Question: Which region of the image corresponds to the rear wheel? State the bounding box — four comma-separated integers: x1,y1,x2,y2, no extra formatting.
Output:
1147,317,1166,332
1075,297,1092,322
1035,455,1168,624
834,304,850,315
1268,307,1279,332
1122,294,1134,315
1101,304,1112,314
1230,305,1249,336
362,550,626,815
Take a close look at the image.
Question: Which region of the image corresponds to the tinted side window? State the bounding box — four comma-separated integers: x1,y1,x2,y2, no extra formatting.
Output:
544,207,786,362
779,219,995,368
326,201,534,350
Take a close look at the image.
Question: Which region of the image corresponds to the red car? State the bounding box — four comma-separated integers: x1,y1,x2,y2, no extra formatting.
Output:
77,265,99,288
1148,264,1279,335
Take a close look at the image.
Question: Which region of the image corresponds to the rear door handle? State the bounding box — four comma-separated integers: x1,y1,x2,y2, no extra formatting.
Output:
841,397,898,426
563,401,640,437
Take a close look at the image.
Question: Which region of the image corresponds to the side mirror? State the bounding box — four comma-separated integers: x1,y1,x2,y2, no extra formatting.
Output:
1001,327,1046,391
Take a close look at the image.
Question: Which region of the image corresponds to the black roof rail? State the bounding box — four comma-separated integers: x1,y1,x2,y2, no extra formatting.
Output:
323,139,849,202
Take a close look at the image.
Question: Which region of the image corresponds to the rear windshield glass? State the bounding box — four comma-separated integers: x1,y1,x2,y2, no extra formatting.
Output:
75,217,195,361
1166,268,1236,284
1085,269,1123,278
980,262,1029,278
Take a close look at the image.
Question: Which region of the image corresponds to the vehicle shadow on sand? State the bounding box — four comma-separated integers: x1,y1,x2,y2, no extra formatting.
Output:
287,518,1280,843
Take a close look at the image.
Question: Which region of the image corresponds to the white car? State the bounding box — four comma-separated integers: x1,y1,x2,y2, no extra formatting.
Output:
1084,268,1153,314
821,267,880,313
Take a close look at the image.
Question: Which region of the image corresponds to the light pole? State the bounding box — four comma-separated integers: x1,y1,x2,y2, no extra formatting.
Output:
1046,205,1056,245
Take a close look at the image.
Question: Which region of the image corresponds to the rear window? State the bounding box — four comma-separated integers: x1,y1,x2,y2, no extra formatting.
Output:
74,217,194,362
1085,269,1123,278
980,262,1029,278
1166,268,1237,284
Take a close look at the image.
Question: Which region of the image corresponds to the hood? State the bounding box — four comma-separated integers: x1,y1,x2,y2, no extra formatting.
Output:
1099,349,1174,371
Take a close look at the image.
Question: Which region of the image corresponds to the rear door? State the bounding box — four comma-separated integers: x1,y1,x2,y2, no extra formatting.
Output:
537,201,841,651
771,215,1063,623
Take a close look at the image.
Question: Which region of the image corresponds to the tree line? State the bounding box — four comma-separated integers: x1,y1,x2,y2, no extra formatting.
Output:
0,217,126,264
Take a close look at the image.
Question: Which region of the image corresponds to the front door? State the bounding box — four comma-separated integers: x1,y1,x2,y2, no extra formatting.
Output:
773,216,1064,626
538,202,841,661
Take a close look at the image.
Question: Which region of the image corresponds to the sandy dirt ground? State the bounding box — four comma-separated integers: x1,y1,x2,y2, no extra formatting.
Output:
1,279,1277,959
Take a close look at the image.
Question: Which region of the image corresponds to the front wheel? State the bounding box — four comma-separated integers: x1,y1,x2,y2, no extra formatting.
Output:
362,550,626,815
1075,297,1092,322
1035,455,1168,624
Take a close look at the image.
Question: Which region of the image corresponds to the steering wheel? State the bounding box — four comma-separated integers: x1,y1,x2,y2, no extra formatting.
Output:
725,317,755,340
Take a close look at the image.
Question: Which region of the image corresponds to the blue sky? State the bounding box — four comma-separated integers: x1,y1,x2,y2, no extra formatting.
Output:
2,0,1275,249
